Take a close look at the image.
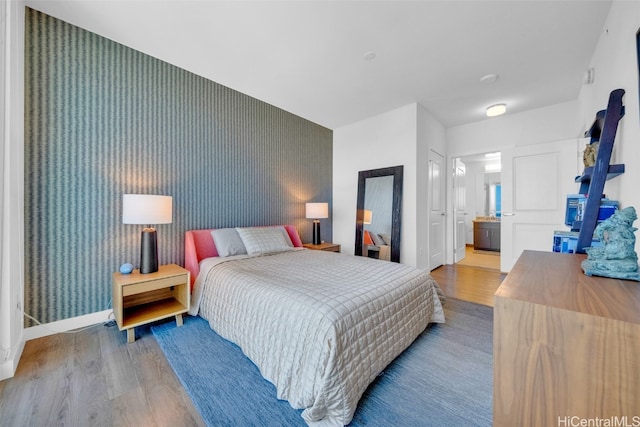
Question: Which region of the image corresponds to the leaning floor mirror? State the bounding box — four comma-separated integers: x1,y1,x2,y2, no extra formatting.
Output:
354,165,403,263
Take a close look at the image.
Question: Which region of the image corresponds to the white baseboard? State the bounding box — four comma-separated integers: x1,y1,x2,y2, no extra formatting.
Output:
23,309,113,341
0,338,25,381
0,310,113,380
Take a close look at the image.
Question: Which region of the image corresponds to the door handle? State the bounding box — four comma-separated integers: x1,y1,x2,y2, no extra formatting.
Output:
502,212,515,216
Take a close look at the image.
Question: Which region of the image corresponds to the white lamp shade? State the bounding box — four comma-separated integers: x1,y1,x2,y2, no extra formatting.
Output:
363,210,372,224
305,202,329,219
123,194,173,225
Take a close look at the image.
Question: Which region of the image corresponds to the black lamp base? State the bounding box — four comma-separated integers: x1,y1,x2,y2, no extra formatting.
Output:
312,220,321,245
140,228,158,274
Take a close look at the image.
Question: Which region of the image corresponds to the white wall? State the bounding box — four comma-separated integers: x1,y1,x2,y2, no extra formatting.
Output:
577,0,640,214
333,102,446,269
333,104,418,264
1,0,26,380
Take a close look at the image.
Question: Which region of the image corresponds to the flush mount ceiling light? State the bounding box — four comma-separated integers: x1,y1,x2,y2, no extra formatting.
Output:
363,51,376,61
486,103,507,117
479,73,499,84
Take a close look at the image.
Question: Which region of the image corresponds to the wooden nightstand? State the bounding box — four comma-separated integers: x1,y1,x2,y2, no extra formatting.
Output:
303,242,341,252
112,264,190,343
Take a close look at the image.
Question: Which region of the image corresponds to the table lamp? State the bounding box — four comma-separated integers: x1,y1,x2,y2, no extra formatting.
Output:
363,210,372,225
306,202,329,245
123,194,173,274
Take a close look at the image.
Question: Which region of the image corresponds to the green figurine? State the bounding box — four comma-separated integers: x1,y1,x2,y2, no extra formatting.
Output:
582,206,640,281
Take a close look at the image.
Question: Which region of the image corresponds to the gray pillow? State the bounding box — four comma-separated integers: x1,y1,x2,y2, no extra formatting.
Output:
211,228,247,257
236,226,294,255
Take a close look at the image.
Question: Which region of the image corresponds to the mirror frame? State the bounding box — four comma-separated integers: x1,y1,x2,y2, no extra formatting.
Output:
355,165,403,263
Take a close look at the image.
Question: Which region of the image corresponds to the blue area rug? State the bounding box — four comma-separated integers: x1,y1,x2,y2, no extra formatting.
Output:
151,298,493,426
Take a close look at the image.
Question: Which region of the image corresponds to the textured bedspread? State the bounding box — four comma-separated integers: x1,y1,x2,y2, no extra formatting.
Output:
189,249,445,426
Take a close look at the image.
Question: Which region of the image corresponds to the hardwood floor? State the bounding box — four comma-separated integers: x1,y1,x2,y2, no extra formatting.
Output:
456,245,501,270
0,321,206,427
0,263,504,425
431,263,506,307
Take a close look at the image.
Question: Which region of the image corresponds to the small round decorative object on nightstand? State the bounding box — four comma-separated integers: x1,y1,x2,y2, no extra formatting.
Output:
119,263,134,274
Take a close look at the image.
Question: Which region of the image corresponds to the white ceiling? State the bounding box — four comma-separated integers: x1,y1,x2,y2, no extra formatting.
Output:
25,0,612,130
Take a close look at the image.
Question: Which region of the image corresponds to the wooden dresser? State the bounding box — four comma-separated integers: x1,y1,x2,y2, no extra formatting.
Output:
494,250,640,426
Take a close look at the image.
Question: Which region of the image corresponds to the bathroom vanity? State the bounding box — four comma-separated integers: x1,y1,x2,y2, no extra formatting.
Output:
473,218,500,252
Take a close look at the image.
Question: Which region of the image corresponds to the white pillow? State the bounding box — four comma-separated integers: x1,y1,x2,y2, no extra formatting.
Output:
211,228,247,257
236,226,294,254
379,233,391,245
371,233,386,246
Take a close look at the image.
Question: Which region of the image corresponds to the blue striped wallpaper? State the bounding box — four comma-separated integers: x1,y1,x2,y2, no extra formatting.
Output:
24,8,333,324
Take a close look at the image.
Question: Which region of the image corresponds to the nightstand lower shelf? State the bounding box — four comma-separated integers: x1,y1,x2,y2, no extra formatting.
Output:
122,298,187,343
122,298,187,329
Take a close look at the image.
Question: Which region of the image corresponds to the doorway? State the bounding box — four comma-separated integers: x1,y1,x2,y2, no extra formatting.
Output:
452,151,502,270
429,150,445,270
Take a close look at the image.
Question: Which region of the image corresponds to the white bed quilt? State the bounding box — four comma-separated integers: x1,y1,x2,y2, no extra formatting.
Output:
189,249,445,426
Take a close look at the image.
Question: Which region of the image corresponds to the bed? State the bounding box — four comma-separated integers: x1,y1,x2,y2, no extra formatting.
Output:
185,225,445,426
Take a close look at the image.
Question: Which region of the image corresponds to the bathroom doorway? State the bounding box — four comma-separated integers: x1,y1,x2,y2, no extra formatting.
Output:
452,152,501,270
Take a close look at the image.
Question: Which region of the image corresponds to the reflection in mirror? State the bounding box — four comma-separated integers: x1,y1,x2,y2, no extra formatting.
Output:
364,176,393,260
355,166,403,263
484,172,501,217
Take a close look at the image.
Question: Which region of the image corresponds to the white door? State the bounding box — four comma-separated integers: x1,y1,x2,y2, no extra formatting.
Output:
429,150,445,270
501,139,579,272
453,158,467,263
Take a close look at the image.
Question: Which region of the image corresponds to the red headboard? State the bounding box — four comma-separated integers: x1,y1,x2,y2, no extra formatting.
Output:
184,225,303,288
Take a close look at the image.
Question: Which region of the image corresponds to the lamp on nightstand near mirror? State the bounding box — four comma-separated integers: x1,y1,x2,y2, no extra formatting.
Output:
123,194,173,274
306,202,329,245
363,210,372,225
